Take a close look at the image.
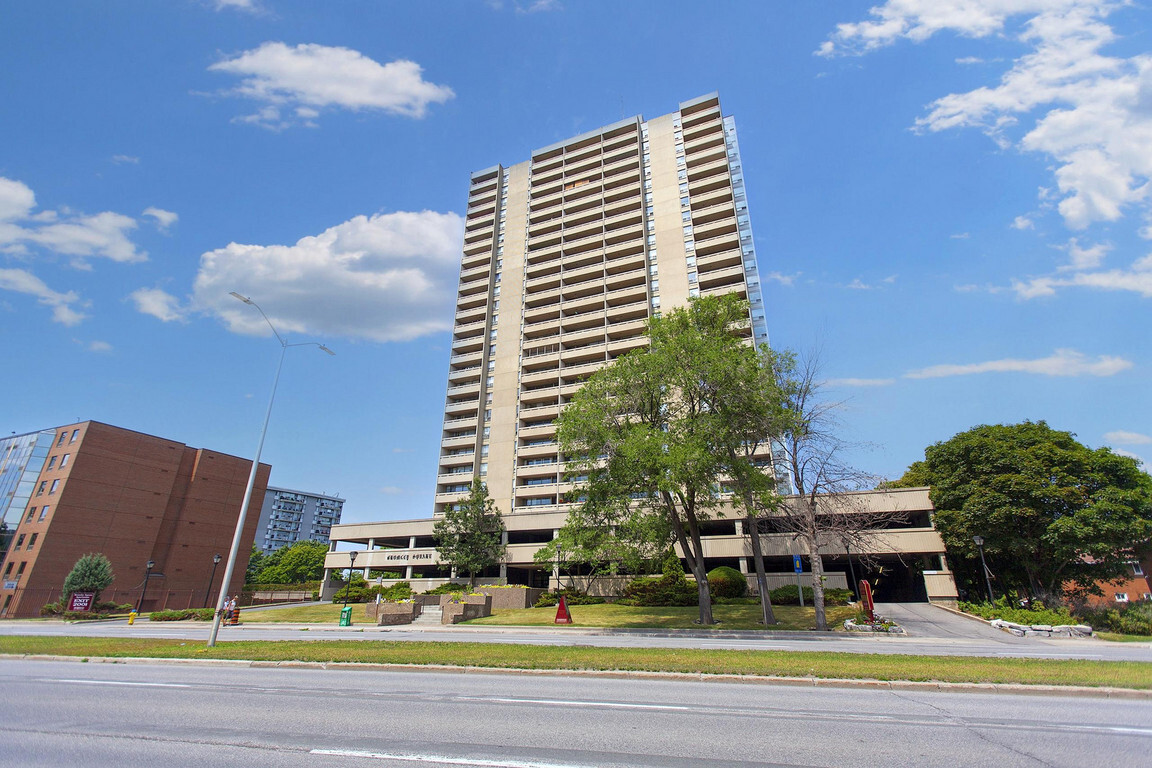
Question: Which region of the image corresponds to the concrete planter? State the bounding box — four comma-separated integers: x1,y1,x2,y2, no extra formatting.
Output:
375,601,422,626
844,618,906,634
441,594,492,624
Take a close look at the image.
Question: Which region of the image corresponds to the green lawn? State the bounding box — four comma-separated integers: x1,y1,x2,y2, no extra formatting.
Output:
1,636,1148,689
237,601,853,631
1097,632,1152,643
465,602,855,631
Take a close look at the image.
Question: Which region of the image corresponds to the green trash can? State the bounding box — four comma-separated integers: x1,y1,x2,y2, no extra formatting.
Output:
339,606,353,627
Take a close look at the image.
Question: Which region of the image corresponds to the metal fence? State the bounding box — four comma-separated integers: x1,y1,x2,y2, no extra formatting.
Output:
1,587,314,618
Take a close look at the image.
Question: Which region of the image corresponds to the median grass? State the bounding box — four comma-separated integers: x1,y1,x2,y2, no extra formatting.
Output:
1,635,1148,689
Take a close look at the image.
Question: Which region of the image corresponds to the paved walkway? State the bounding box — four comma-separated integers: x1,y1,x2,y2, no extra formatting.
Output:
876,602,1018,642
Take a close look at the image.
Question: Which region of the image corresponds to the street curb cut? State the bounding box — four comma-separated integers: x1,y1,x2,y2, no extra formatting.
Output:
4,653,1149,699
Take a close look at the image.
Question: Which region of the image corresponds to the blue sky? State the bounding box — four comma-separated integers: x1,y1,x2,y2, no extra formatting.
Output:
2,1,1149,524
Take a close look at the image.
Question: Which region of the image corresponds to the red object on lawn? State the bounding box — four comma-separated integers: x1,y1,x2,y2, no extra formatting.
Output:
554,595,573,624
859,580,874,622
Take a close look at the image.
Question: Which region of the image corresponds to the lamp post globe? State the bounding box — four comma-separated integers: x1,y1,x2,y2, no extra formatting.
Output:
204,553,223,609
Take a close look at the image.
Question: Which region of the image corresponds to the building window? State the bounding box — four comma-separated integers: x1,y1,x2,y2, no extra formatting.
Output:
25,508,35,523
49,479,59,494
3,562,11,577
38,506,49,521
70,429,79,443
26,533,37,550
57,433,66,447
36,481,46,496
1133,562,1145,576
15,535,24,548
1115,593,1129,603
60,454,69,468
47,457,57,470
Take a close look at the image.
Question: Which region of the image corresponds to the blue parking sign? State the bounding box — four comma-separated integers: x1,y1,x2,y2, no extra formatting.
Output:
793,555,802,573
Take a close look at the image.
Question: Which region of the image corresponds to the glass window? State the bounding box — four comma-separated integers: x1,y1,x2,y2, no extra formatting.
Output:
15,535,24,547
70,429,79,443
25,508,35,523
47,457,57,470
26,533,36,549
688,287,700,298
650,279,659,291
49,479,59,494
36,481,46,496
57,433,66,447
60,454,69,468
1116,593,1129,602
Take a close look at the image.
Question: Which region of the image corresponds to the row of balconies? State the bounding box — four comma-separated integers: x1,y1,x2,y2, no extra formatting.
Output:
531,147,640,190
531,154,641,203
530,130,639,175
527,197,641,238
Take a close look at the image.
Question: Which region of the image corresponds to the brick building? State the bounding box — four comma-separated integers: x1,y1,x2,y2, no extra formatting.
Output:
0,421,269,617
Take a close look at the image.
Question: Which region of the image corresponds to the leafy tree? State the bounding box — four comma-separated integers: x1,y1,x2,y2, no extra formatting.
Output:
245,545,266,586
251,540,328,584
62,553,115,601
558,294,782,625
897,421,1152,603
433,479,506,588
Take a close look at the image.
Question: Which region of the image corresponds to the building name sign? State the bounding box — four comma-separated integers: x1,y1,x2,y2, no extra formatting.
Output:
384,553,434,563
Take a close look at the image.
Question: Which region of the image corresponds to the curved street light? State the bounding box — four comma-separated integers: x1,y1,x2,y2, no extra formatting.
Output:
137,559,155,613
208,293,334,648
203,553,222,609
973,534,995,604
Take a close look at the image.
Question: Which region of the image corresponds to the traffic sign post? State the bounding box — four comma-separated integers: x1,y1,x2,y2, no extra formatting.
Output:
793,555,804,608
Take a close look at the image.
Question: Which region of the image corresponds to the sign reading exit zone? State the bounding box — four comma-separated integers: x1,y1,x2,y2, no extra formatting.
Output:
792,555,802,573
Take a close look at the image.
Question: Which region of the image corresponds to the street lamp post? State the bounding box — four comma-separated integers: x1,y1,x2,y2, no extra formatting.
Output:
207,293,334,648
343,550,359,607
973,535,995,604
203,553,222,608
137,560,155,613
844,540,860,602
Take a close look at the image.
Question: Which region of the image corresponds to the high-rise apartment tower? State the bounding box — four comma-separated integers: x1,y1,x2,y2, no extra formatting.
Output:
436,94,770,521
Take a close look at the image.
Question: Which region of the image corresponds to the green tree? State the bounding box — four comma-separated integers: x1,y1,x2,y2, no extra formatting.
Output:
558,294,783,625
433,479,506,588
245,545,266,586
897,421,1152,602
61,553,115,601
252,540,328,584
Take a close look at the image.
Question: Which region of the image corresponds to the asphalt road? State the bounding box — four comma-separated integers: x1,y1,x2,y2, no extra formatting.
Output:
2,658,1149,767
2,601,1149,662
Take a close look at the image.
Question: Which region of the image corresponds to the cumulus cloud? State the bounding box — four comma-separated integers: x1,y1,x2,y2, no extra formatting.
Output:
1112,447,1146,465
209,42,454,128
820,2,1152,233
184,210,464,342
905,348,1132,379
761,271,801,286
0,268,86,325
131,287,187,323
88,340,113,353
1012,215,1035,230
143,207,178,231
213,0,262,11
1104,430,1152,445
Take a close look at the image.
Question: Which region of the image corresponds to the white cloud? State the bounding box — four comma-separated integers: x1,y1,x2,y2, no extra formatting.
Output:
1059,238,1110,271
1112,447,1146,465
956,56,985,65
209,42,454,128
1011,250,1152,298
905,348,1132,379
824,377,897,387
111,154,139,165
1104,430,1152,445
379,486,405,495
846,276,895,290
1012,215,1034,230
131,287,187,323
88,340,113,353
761,271,800,286
0,177,36,222
143,207,179,231
0,268,86,325
213,0,262,11
951,232,971,239
189,210,464,342
820,2,1152,233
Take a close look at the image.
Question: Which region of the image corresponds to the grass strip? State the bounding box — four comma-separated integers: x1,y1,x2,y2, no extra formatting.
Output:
1,636,1147,689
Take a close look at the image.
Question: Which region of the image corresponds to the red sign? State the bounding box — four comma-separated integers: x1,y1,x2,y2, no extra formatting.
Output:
67,592,96,612
859,580,874,622
554,595,573,624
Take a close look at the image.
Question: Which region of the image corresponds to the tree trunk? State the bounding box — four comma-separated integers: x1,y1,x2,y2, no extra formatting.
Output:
665,492,714,625
808,539,828,631
746,512,776,625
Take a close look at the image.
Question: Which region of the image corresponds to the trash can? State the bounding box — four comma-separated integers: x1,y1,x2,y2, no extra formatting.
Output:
339,606,353,627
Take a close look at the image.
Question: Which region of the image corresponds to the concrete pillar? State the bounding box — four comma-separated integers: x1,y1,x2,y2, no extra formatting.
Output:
367,538,375,551
409,536,417,549
735,520,744,536
739,557,748,574
406,565,413,579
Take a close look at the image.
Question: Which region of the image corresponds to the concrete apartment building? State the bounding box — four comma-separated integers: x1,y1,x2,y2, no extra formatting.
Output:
0,421,269,618
323,95,958,603
255,486,344,554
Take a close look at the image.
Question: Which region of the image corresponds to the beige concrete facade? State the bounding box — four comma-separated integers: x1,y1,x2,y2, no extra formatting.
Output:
324,95,957,603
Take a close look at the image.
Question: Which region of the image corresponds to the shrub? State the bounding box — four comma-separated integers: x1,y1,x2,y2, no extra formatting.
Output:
707,566,747,599
767,585,852,606
40,601,63,616
1074,601,1152,635
422,582,472,596
960,596,1075,626
534,589,606,607
149,608,215,622
617,558,698,607
331,585,369,603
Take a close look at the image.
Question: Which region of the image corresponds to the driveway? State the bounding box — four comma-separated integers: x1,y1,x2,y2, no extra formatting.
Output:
877,602,1028,642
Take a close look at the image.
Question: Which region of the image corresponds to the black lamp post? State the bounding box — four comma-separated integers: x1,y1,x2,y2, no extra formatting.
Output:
203,553,222,608
973,535,994,603
343,550,359,607
845,540,860,602
137,560,155,613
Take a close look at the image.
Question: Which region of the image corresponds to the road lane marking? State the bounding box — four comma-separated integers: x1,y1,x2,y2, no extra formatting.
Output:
459,696,693,712
311,749,602,767
54,679,191,688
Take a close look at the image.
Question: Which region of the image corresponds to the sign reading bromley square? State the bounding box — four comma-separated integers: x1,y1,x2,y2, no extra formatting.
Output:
382,553,434,564
67,592,96,611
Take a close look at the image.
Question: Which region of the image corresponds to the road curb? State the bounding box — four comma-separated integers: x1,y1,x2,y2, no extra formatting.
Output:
4,653,1148,699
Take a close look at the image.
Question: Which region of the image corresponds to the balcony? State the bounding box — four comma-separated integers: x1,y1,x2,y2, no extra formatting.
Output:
444,399,480,416
449,350,483,366
696,248,743,272
697,263,745,291
693,230,741,258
